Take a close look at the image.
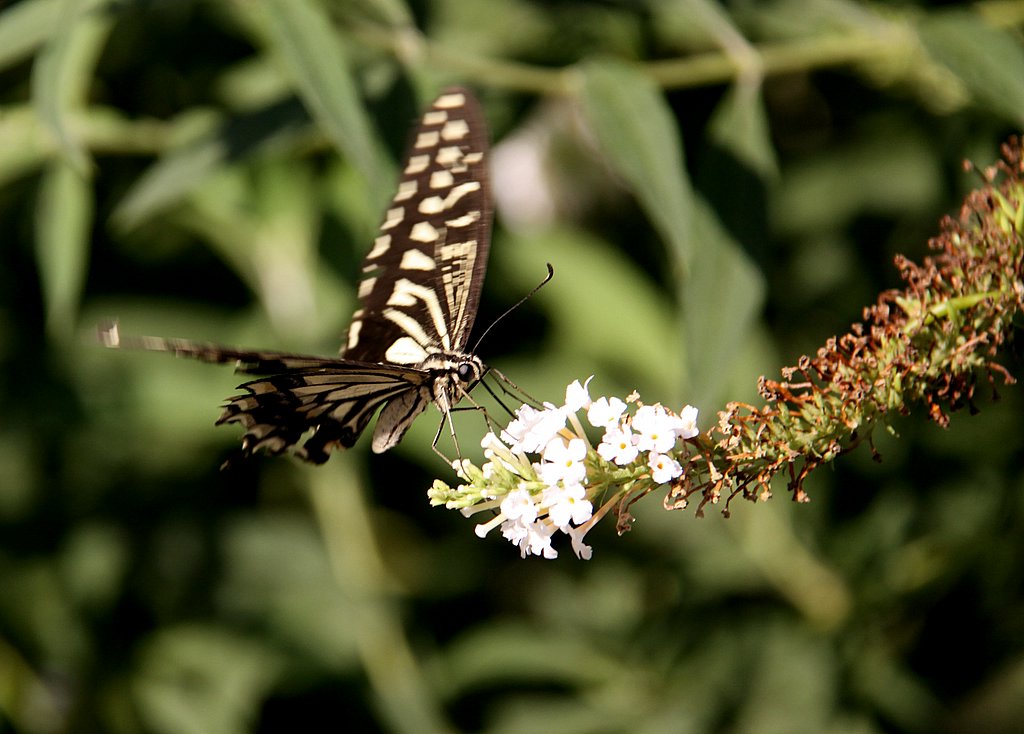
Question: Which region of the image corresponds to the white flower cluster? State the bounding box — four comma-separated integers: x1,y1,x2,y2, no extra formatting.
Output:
443,378,699,560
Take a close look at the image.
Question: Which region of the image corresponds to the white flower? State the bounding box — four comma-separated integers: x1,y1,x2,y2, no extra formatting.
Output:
527,523,558,559
676,404,699,439
567,526,593,560
543,482,593,528
500,517,529,545
474,513,504,538
537,437,588,486
648,452,683,484
501,403,567,454
505,519,557,559
500,487,538,524
587,396,627,428
482,429,533,477
564,377,593,412
597,425,639,466
632,405,680,454
480,432,503,452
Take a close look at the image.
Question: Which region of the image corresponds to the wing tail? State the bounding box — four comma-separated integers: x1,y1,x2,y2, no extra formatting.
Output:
100,321,349,374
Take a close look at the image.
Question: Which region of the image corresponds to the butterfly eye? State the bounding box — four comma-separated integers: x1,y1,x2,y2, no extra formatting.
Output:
457,362,476,382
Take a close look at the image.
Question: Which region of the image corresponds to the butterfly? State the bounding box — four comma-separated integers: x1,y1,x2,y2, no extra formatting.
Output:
103,87,502,465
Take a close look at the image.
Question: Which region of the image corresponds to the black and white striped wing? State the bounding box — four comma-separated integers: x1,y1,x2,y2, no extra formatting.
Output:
99,325,429,464
101,88,494,465
218,362,433,465
343,88,491,364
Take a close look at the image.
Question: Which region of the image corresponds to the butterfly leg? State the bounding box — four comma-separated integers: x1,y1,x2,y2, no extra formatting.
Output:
430,412,460,466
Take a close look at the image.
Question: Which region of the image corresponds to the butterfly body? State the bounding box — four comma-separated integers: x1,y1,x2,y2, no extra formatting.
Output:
103,88,493,464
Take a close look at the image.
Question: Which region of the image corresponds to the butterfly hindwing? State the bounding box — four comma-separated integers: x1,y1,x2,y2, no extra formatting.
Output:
219,364,432,464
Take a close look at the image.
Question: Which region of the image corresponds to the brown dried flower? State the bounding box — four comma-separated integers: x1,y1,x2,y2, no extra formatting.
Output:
674,138,1024,517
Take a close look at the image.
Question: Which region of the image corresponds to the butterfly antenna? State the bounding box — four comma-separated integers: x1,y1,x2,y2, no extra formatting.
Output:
470,263,554,353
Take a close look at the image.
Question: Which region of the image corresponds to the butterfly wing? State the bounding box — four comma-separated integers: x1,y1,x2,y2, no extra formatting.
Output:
99,324,430,464
343,87,491,365
100,87,492,464
219,363,431,464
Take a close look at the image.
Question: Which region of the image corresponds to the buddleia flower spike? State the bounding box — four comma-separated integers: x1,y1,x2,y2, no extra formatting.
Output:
430,377,700,559
431,138,1024,560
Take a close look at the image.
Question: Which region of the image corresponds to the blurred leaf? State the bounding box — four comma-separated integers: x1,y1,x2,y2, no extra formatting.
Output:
178,160,342,342
487,698,637,734
306,462,455,734
0,106,51,187
132,626,283,734
745,0,890,39
429,0,564,60
0,432,36,521
34,159,92,340
498,227,681,400
850,643,944,729
219,513,361,668
773,123,942,235
919,10,1024,125
577,59,695,277
530,561,647,633
649,0,726,50
0,636,64,731
0,0,62,72
441,622,619,692
0,560,87,663
732,623,838,734
262,0,392,204
708,83,779,180
214,56,293,109
684,197,766,408
346,0,415,27
948,654,1024,734
111,98,312,231
29,0,113,173
58,523,127,611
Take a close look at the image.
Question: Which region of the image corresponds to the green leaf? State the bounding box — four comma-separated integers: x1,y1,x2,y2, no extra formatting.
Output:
35,159,93,341
0,105,52,187
346,0,414,28
708,83,779,180
919,10,1024,124
577,59,695,277
111,98,312,231
29,0,113,173
496,228,681,400
684,197,766,407
262,0,392,204
133,626,283,734
773,125,941,236
0,0,61,72
178,160,351,345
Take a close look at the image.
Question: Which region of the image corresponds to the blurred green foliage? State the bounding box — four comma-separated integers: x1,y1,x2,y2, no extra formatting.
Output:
2,0,1024,732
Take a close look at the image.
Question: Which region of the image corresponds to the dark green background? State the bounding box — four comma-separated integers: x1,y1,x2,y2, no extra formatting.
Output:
2,1,1023,732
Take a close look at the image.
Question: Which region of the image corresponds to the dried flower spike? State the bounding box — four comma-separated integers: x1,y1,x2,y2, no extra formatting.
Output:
431,138,1024,558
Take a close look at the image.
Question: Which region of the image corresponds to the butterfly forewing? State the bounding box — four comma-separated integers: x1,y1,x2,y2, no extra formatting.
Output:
102,87,494,465
343,89,491,365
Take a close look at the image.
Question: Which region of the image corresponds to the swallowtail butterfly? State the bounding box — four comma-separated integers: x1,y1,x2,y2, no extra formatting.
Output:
103,88,498,465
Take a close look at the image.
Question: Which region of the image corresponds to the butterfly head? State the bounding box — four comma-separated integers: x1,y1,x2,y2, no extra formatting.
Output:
420,351,484,411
